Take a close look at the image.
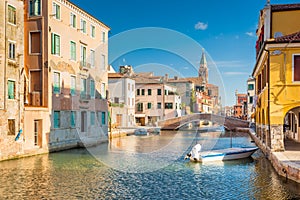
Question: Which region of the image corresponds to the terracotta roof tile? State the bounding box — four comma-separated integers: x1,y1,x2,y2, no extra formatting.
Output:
275,31,300,42
271,3,300,11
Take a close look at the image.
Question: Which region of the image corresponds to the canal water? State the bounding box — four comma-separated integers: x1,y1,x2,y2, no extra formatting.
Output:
0,130,300,200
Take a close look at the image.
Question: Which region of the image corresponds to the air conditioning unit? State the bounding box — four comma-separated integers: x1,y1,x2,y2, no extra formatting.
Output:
31,91,41,106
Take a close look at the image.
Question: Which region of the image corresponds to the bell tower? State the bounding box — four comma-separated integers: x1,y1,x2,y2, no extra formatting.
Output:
198,48,208,83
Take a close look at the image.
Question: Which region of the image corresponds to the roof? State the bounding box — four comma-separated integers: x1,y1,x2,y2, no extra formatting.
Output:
68,0,110,30
271,3,300,12
108,73,124,78
275,31,300,43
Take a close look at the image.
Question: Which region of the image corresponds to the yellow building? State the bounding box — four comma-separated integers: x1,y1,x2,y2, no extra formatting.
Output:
253,3,300,151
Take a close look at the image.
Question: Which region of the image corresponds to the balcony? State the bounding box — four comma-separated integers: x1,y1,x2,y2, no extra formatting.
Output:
78,61,91,71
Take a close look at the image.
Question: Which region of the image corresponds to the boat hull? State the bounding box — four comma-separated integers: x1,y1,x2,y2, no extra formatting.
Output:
189,147,258,162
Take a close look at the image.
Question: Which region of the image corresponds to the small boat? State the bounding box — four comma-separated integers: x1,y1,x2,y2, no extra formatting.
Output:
185,144,258,162
148,127,161,134
134,128,148,136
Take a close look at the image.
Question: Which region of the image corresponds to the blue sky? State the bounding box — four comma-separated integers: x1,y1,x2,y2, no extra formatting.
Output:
71,0,300,106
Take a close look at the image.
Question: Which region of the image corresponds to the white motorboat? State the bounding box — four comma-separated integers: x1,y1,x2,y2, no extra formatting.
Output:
134,128,148,136
185,144,258,162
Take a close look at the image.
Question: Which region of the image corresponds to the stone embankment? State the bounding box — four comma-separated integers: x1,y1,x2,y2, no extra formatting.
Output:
247,129,300,183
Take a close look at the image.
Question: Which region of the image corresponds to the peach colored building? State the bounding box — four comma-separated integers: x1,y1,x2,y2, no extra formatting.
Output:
23,0,110,152
0,0,26,161
134,76,181,126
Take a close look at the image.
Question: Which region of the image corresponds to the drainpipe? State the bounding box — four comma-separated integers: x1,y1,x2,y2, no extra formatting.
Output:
3,1,8,110
267,50,271,148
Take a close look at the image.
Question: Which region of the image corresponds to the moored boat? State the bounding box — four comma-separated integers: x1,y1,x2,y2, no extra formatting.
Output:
185,144,258,162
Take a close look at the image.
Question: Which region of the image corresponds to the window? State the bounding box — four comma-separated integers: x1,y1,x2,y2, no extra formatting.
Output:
128,83,130,91
101,112,106,125
71,111,76,128
157,89,162,95
148,89,152,95
8,5,16,25
80,19,86,33
53,72,60,94
249,96,253,104
132,84,134,91
91,25,95,38
293,55,300,82
102,32,105,42
147,102,152,109
52,2,60,20
70,13,76,28
128,97,130,106
8,42,15,60
165,103,173,109
248,84,254,90
101,54,106,70
90,50,95,67
70,41,76,61
90,80,95,98
90,112,95,126
80,45,86,67
8,119,15,135
132,98,134,106
137,103,143,112
30,32,41,54
29,0,41,16
54,111,60,128
8,80,15,99
101,83,106,99
81,111,87,132
70,76,76,96
137,89,140,96
51,33,60,55
186,91,190,97
80,78,86,98
141,89,145,96
157,102,161,109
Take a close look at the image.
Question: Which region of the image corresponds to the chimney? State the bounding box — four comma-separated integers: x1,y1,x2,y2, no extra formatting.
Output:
165,74,168,81
174,76,178,80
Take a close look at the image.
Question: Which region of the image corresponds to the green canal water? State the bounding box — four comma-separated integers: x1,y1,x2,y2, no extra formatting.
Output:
0,131,299,199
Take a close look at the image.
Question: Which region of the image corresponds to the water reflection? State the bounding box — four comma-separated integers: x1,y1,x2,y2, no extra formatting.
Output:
0,131,299,199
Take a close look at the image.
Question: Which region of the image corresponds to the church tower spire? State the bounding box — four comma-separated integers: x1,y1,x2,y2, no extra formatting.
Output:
198,48,208,83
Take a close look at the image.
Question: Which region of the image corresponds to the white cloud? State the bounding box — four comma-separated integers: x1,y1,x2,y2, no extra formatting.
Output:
223,71,249,76
245,32,255,37
183,66,189,70
194,22,208,30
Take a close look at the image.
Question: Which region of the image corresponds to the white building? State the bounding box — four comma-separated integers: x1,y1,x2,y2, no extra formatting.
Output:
247,77,255,122
108,73,135,127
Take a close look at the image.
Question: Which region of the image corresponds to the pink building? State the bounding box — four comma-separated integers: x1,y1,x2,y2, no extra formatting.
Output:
23,0,110,152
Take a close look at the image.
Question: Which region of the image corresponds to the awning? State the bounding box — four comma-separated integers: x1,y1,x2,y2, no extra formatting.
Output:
135,114,146,118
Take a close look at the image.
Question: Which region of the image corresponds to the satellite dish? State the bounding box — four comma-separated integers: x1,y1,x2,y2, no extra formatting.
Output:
274,32,283,38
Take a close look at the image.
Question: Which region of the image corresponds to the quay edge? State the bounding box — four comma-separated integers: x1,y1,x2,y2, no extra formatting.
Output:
247,129,300,184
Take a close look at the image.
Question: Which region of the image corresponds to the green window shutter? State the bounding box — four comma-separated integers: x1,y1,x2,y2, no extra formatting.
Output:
51,33,55,54
56,5,60,19
8,80,15,99
55,35,60,55
91,112,95,125
90,80,95,98
35,0,41,15
71,111,76,127
54,111,60,128
101,112,106,125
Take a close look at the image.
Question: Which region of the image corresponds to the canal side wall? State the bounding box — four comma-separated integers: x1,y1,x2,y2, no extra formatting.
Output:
248,129,300,183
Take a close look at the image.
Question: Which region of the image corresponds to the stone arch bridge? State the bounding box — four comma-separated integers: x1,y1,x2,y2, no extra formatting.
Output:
158,113,249,130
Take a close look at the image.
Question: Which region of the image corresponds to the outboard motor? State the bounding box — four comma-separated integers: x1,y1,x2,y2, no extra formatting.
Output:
185,144,201,160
